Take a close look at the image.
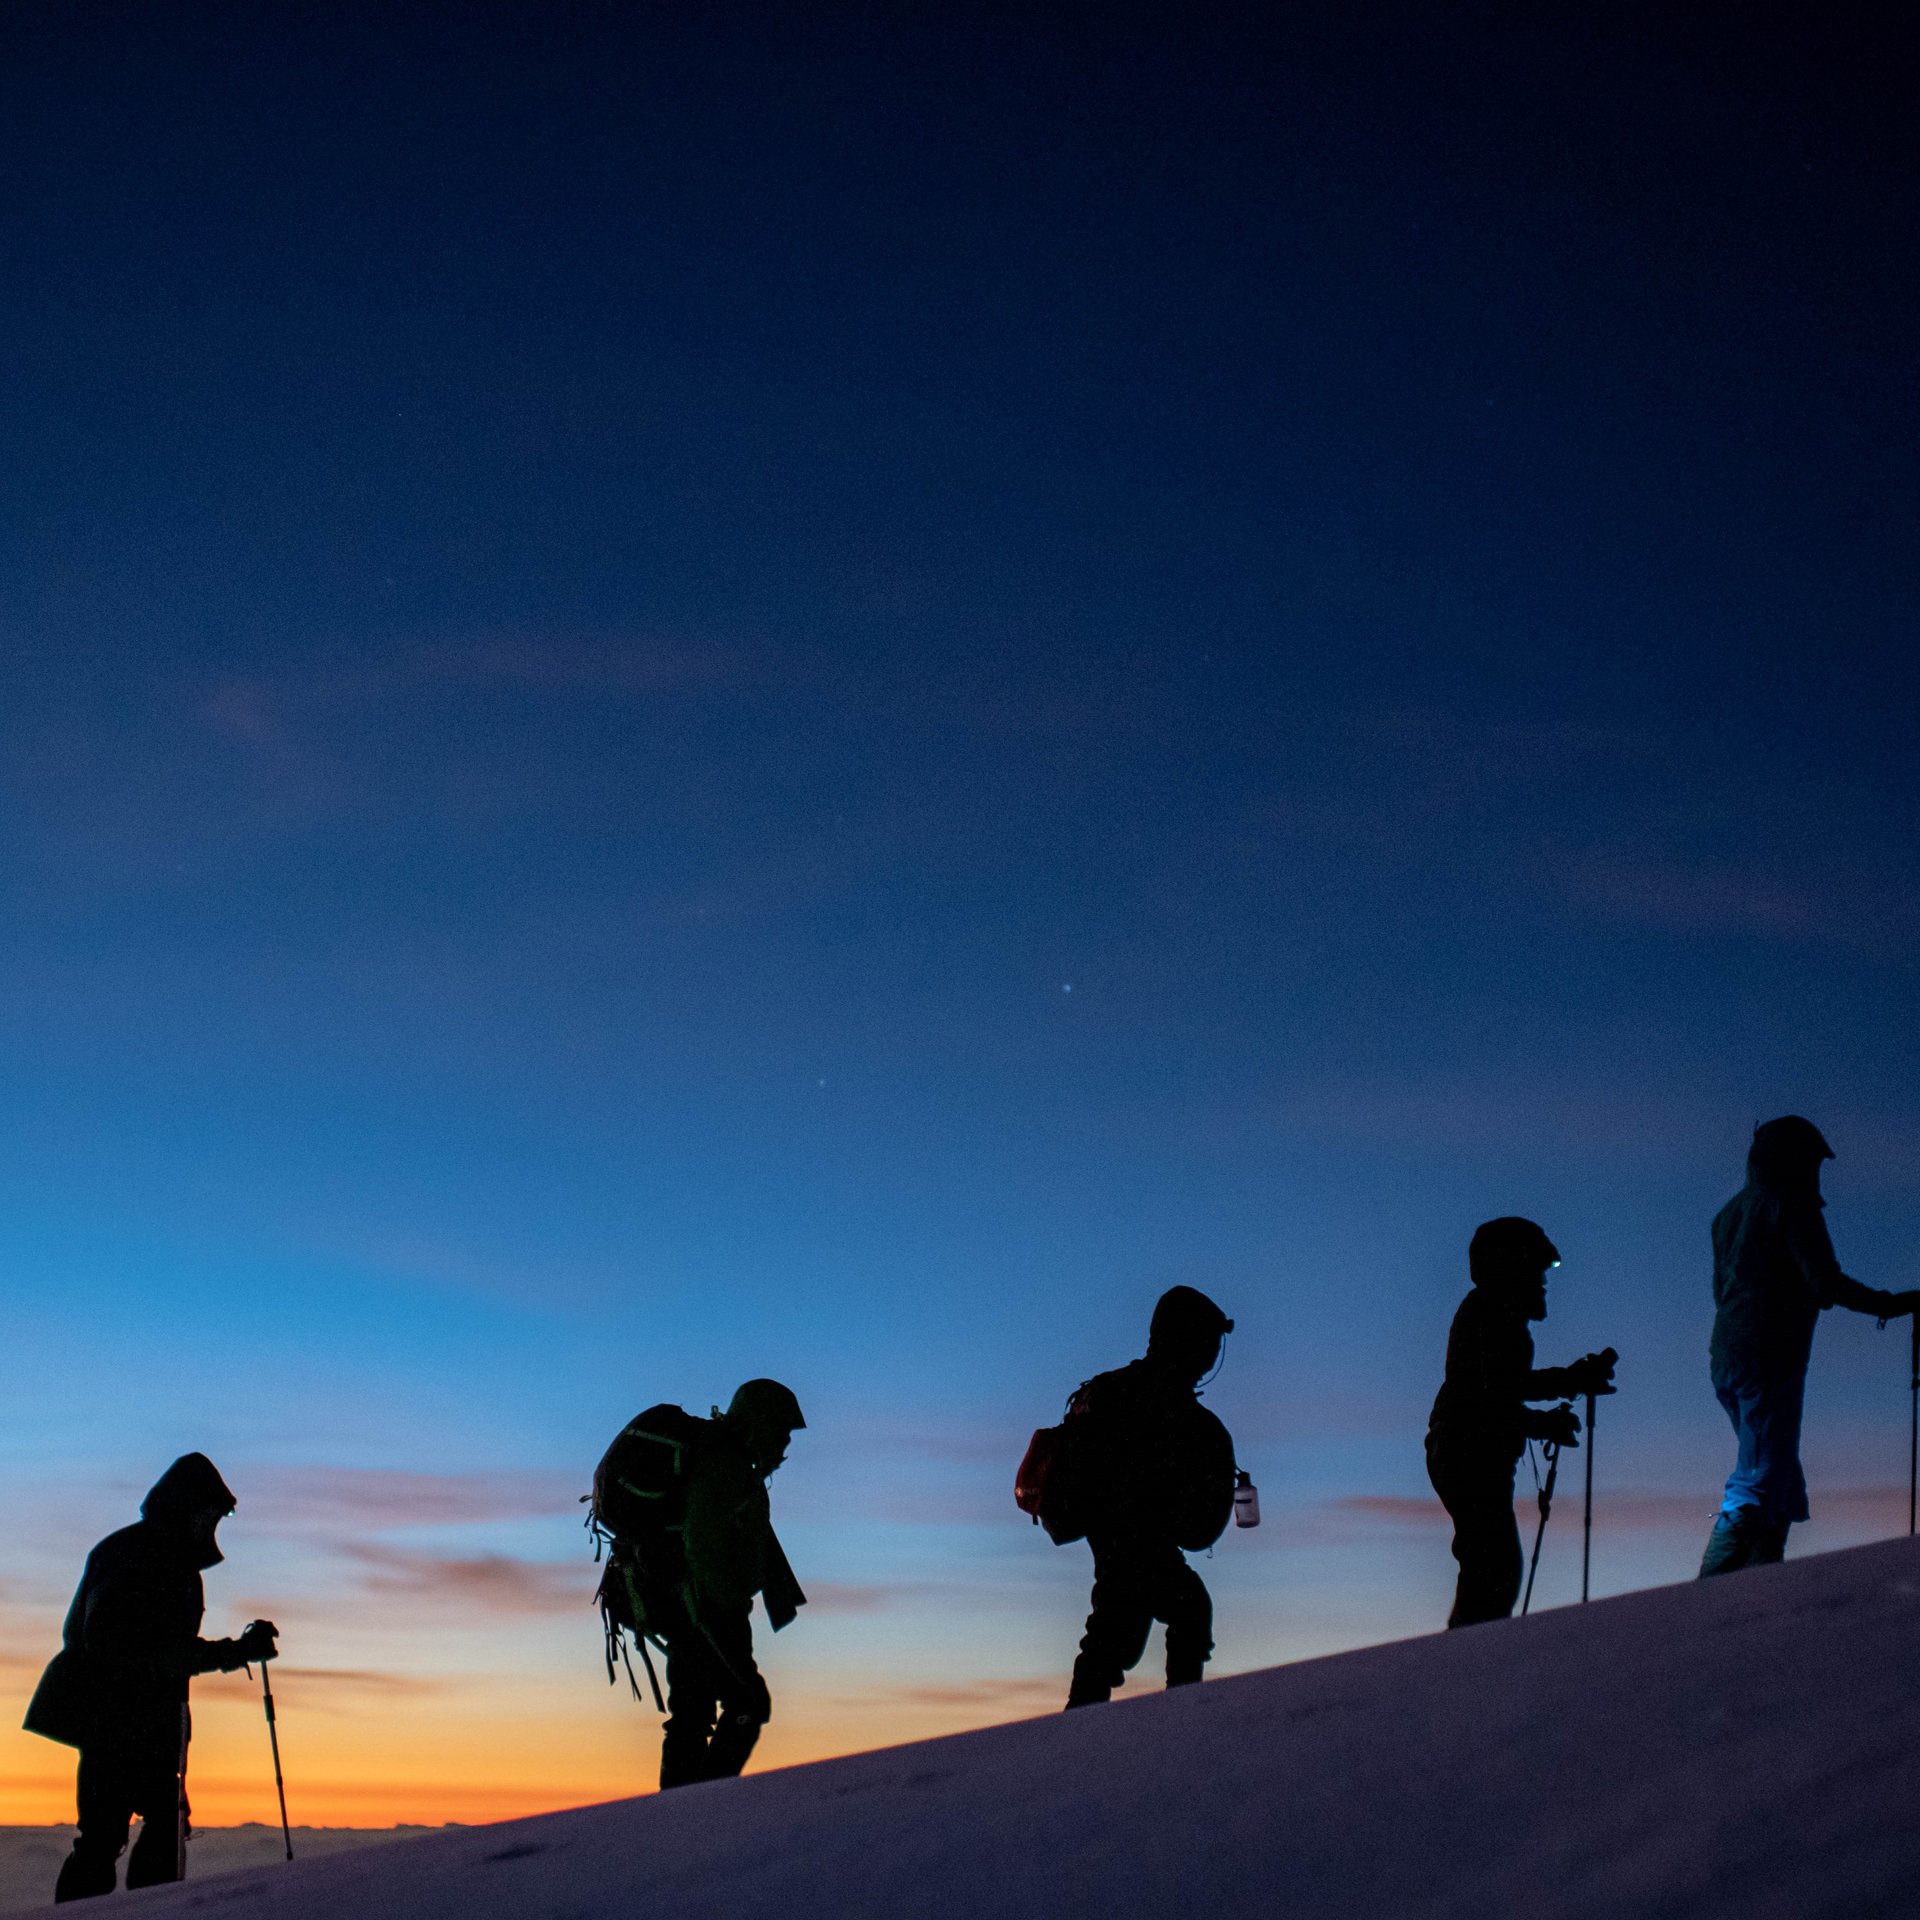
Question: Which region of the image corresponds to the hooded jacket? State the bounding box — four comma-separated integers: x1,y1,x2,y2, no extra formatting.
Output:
1427,1289,1583,1475
682,1420,807,1631
24,1456,255,1767
1710,1174,1899,1385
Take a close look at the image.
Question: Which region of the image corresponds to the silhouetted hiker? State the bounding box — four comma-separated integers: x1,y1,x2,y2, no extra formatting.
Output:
1038,1287,1239,1708
592,1380,807,1789
1426,1220,1616,1627
1701,1118,1919,1576
23,1455,278,1902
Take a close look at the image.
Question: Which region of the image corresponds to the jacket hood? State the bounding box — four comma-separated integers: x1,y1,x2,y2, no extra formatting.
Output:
1748,1116,1833,1193
141,1453,236,1567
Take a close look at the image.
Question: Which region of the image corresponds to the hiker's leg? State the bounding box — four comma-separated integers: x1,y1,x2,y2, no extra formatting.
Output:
1068,1539,1154,1707
703,1616,770,1781
660,1634,721,1790
56,1750,132,1903
1154,1553,1213,1688
1441,1473,1522,1627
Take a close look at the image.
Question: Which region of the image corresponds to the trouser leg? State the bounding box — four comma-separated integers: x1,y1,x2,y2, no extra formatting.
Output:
661,1604,767,1787
1068,1539,1209,1704
700,1609,769,1781
660,1632,721,1790
1159,1559,1214,1688
56,1748,151,1903
125,1803,185,1891
1706,1369,1809,1577
1714,1369,1810,1521
1433,1467,1522,1628
1068,1542,1156,1708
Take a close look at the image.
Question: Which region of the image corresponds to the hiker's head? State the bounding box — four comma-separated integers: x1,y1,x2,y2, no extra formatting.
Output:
725,1379,806,1473
1748,1116,1833,1197
142,1453,237,1567
1147,1286,1234,1383
1469,1217,1559,1321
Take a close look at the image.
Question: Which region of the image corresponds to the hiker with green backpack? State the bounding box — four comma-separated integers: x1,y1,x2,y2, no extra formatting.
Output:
591,1380,808,1789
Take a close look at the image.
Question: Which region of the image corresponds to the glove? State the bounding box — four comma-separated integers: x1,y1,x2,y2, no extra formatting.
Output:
1534,1405,1581,1449
238,1619,279,1664
1570,1348,1619,1396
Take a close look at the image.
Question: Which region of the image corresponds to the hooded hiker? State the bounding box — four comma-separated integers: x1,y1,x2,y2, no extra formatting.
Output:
25,1455,278,1902
592,1379,807,1789
1426,1219,1616,1628
1701,1117,1920,1575
1038,1286,1240,1709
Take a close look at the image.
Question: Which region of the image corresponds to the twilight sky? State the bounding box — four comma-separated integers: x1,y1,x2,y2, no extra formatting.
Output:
2,4,1916,1824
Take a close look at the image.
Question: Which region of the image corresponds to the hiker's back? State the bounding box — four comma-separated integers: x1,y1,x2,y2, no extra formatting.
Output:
592,1403,710,1567
1076,1359,1234,1550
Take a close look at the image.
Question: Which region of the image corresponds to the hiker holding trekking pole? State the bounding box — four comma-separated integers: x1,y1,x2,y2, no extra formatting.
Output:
1425,1220,1617,1628
23,1455,279,1902
1700,1118,1920,1576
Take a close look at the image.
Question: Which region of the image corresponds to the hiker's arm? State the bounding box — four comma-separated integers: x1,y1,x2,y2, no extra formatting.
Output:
188,1621,276,1675
1792,1209,1909,1318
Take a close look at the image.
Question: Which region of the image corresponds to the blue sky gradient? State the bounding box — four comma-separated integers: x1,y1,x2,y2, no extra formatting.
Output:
1,0,1915,1820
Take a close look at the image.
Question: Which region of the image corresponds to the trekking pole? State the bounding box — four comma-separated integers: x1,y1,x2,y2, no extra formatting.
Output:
1581,1387,1596,1603
255,1654,293,1860
1909,1315,1917,1538
1521,1429,1564,1617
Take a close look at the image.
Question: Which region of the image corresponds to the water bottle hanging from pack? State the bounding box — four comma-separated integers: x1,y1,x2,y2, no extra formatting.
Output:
1233,1469,1261,1528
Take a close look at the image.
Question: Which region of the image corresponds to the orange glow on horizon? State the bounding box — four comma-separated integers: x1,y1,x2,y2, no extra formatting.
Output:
0,1675,1069,1828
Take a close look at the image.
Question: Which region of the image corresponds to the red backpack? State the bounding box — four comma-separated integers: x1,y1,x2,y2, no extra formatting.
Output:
1015,1384,1092,1545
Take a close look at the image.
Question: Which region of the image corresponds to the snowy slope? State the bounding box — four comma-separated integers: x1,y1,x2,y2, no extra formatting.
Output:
31,1536,1920,1919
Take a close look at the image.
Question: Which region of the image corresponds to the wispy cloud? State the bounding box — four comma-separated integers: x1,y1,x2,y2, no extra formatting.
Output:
194,1665,453,1707
1318,1484,1913,1536
806,1582,902,1612
335,1542,588,1616
246,1467,580,1536
201,636,758,754
1331,1495,1451,1529
1553,850,1897,946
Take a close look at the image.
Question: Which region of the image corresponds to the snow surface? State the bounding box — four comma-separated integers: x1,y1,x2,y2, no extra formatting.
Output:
0,1830,417,1915
25,1537,1920,1917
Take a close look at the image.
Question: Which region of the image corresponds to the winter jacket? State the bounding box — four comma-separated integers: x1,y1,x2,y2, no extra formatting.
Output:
24,1457,253,1768
1710,1182,1901,1386
682,1427,806,1631
1427,1290,1582,1476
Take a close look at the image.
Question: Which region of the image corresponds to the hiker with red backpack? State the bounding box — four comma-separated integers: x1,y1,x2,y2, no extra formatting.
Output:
1019,1287,1245,1709
591,1380,807,1789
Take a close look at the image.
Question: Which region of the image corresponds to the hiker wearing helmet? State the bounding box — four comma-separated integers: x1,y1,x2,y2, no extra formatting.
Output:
24,1455,278,1901
1062,1286,1240,1708
1701,1118,1920,1576
592,1379,807,1789
1426,1220,1616,1627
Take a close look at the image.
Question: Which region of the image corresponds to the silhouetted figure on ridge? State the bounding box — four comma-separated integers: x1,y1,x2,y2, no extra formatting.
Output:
1701,1117,1919,1575
24,1455,278,1902
1426,1219,1616,1627
593,1380,807,1789
1048,1287,1239,1709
